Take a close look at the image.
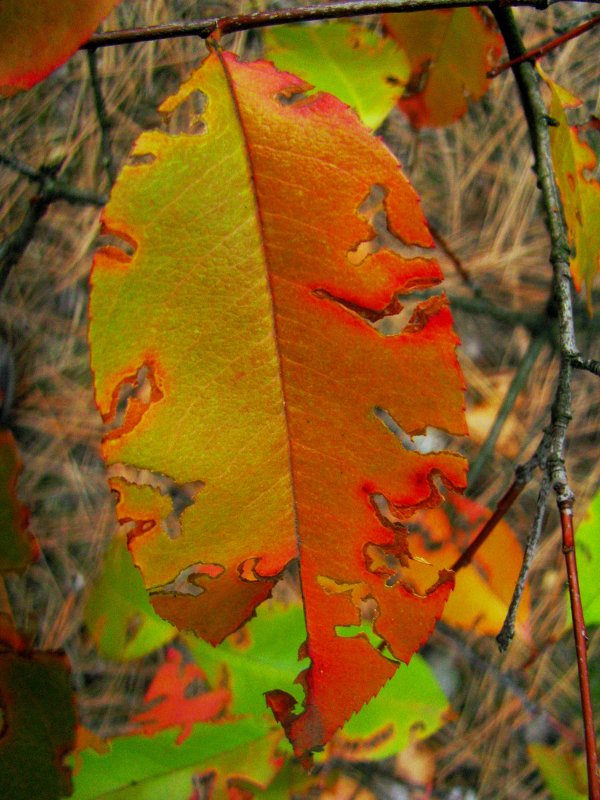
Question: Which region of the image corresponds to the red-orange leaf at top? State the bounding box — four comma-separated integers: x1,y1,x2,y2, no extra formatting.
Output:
0,0,120,96
89,48,468,758
383,10,502,128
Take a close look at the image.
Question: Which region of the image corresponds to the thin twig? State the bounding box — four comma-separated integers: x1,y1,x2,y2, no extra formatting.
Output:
81,0,591,49
572,355,600,377
452,430,551,572
87,49,117,184
488,13,600,77
0,195,51,293
493,7,599,797
560,502,600,797
497,473,551,650
429,223,482,295
467,334,546,492
0,152,107,206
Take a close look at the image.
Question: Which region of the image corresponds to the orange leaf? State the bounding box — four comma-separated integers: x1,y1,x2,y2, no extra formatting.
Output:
132,647,231,744
0,0,120,96
408,494,530,635
89,49,468,758
383,10,502,128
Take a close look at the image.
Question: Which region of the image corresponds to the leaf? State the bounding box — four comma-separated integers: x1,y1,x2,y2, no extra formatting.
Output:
71,720,282,800
188,600,448,760
529,744,587,800
539,70,600,309
131,647,231,744
567,490,600,626
89,48,468,758
0,429,38,574
85,533,176,661
0,0,121,96
0,616,77,800
383,10,502,128
263,21,409,130
407,494,530,636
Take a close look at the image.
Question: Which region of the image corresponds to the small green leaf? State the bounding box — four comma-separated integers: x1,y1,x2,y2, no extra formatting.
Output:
188,601,448,760
264,21,409,129
336,653,448,760
570,491,600,626
85,534,176,661
529,744,587,800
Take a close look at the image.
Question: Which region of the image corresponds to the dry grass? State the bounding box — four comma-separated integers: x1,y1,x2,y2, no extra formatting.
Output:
0,2,599,798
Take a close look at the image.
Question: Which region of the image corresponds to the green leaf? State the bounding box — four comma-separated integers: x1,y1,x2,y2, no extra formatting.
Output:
263,21,409,129
185,601,308,719
71,718,280,800
84,534,176,661
529,744,587,800
188,601,448,760
570,491,600,626
335,652,448,760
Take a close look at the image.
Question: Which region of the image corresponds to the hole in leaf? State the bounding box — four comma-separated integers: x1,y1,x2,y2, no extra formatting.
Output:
127,153,156,168
162,88,207,135
152,562,224,598
374,407,447,453
108,463,204,540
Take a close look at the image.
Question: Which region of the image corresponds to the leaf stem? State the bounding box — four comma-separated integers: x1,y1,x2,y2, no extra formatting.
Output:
82,0,588,49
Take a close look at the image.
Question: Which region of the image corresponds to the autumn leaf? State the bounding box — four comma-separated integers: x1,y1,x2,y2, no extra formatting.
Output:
85,533,176,661
407,494,530,636
383,9,502,128
71,720,282,800
539,70,600,308
0,0,121,96
263,21,409,130
188,600,448,760
89,47,467,758
0,429,38,574
132,647,231,744
0,616,76,800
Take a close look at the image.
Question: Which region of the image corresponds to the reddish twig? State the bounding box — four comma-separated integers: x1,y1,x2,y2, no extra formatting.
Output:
451,476,527,572
488,13,600,78
560,502,600,800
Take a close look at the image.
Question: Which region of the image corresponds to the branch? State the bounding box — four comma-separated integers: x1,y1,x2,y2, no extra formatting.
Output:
87,49,117,184
489,13,600,77
0,194,51,293
492,7,599,797
0,152,107,206
496,473,551,650
0,153,106,291
82,0,597,49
